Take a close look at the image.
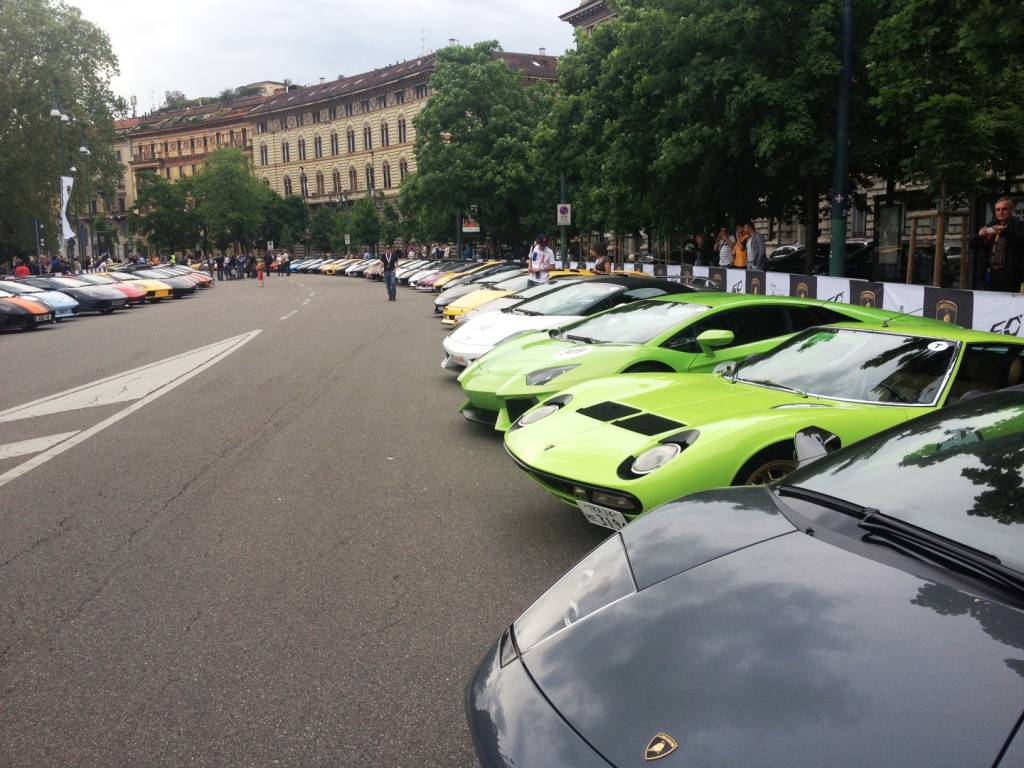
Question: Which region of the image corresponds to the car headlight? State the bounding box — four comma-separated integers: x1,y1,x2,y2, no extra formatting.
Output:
513,534,635,654
631,443,682,475
525,364,580,386
518,403,560,426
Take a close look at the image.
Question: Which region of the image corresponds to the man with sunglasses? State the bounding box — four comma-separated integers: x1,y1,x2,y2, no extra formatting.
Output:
978,196,1024,292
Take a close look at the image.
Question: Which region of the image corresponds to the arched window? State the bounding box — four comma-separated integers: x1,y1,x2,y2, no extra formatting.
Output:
347,128,356,153
332,170,341,194
397,118,407,144
363,125,373,151
314,135,323,158
382,162,392,189
399,158,408,181
298,138,307,161
365,164,375,191
283,175,293,196
300,172,309,198
259,144,268,166
281,141,290,162
380,122,390,147
315,171,324,196
330,132,339,156
348,167,358,191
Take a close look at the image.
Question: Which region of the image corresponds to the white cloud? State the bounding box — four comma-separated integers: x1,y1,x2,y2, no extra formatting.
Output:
71,0,575,112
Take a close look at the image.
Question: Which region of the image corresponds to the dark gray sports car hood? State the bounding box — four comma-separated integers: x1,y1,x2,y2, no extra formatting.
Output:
519,488,1024,767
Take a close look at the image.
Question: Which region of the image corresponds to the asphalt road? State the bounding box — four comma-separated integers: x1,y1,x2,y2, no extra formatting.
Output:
0,271,607,767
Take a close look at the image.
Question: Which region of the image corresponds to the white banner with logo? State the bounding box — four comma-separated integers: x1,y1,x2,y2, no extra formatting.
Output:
60,175,74,240
882,283,925,315
816,276,851,305
972,290,1024,338
765,271,789,296
726,269,747,293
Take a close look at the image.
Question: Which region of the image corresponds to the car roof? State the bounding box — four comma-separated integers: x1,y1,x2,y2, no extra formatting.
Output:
650,292,860,308
584,275,690,291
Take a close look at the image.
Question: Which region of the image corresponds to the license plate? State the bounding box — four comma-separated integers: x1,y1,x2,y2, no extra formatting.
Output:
34,315,47,322
576,501,627,530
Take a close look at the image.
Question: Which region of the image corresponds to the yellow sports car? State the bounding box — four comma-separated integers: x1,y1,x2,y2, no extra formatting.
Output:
98,272,174,302
441,270,593,327
322,259,359,275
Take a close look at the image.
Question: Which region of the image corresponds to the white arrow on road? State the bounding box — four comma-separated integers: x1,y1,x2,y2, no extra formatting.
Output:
0,330,261,488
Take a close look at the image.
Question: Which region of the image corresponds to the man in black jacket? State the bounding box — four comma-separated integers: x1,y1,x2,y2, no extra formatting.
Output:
380,247,400,301
977,196,1024,292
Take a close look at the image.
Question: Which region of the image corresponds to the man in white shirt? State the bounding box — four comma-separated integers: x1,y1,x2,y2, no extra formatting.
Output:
528,234,556,286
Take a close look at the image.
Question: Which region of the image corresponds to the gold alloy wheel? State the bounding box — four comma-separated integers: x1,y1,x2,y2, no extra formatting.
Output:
745,459,796,485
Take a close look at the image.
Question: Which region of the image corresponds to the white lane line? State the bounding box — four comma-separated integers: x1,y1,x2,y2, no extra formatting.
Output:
280,310,298,320
0,432,80,461
302,299,310,306
0,330,261,490
0,332,260,424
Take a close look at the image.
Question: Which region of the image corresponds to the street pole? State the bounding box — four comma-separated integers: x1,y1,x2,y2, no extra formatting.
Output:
53,81,68,273
828,0,853,277
456,210,463,260
559,174,568,268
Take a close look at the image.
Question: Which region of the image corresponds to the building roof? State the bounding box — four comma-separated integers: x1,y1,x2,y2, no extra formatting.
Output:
129,94,269,137
559,0,615,25
249,50,559,117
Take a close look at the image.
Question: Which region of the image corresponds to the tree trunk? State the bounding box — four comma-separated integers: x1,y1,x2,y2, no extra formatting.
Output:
803,182,819,275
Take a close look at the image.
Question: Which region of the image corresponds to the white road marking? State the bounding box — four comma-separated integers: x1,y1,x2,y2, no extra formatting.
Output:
0,332,260,424
302,299,310,306
0,330,261,489
280,310,298,320
0,432,80,461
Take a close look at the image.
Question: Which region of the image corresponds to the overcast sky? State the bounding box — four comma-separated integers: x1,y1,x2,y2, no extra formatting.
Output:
71,0,576,114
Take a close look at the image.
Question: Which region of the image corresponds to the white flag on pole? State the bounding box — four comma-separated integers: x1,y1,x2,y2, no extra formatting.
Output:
60,175,74,240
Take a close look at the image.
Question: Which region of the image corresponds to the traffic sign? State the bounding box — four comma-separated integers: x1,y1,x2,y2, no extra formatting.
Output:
344,234,351,245
557,203,572,227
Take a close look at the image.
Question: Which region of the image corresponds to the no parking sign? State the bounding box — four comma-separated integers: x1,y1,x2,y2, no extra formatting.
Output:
557,204,572,226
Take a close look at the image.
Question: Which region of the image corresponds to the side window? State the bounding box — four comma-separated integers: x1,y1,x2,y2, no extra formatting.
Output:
947,344,1024,403
663,307,791,353
787,306,853,332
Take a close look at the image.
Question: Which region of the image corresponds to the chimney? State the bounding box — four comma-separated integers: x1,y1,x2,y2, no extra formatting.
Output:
319,77,325,84
539,47,546,56
449,38,457,47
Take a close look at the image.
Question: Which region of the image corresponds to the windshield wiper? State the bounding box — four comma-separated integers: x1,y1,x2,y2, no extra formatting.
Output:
565,334,598,344
738,378,808,398
777,485,1024,595
858,512,1024,595
513,308,541,316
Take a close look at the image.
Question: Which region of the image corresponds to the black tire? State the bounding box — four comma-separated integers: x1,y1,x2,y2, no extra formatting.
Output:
623,361,674,374
733,443,796,486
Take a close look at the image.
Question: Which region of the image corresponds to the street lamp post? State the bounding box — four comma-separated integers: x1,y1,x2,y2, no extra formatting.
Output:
828,0,854,277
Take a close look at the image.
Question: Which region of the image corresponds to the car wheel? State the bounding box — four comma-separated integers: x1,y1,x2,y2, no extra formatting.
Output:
623,362,674,374
733,443,795,486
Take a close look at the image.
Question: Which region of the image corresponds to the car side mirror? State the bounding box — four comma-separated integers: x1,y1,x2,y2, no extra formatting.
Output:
793,427,841,468
696,329,734,355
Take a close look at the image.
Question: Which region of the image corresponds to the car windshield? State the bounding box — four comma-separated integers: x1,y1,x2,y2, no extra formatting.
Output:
49,277,88,288
135,270,168,279
560,300,711,344
78,275,115,285
493,275,530,292
109,272,138,281
515,282,623,316
736,328,957,405
511,279,580,301
1,282,39,295
785,395,1024,572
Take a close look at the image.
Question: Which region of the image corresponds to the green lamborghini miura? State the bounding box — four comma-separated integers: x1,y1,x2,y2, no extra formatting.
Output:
504,321,1024,529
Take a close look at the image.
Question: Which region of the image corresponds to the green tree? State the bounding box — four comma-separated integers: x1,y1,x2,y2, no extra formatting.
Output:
412,41,555,255
0,0,124,260
380,204,401,247
261,193,308,250
309,206,339,252
349,197,381,252
128,172,200,255
192,148,268,253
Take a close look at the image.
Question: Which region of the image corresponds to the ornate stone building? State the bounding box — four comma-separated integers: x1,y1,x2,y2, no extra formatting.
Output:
248,52,558,208
559,0,615,34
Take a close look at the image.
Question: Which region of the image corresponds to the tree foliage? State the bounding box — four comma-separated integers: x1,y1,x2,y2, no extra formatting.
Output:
0,0,124,260
191,148,268,251
128,172,200,254
349,197,381,251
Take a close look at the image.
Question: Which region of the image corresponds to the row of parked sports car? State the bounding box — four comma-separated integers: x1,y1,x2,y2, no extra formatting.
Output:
317,259,1024,767
0,264,213,331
